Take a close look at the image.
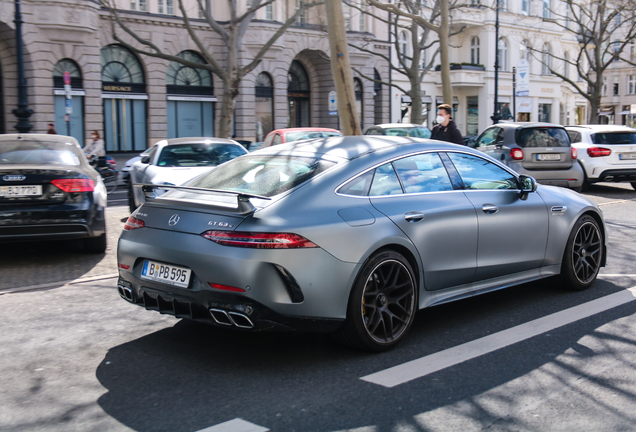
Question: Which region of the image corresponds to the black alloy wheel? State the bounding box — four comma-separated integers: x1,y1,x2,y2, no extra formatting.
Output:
334,251,417,351
560,215,603,290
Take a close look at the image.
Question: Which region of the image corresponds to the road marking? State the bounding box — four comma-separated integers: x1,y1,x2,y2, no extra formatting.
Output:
600,274,636,277
0,273,119,294
361,286,636,388
196,418,268,432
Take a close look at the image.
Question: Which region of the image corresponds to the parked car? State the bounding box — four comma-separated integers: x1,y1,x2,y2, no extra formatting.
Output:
0,134,107,252
473,122,584,191
121,145,156,185
565,125,636,191
262,128,342,147
364,123,432,138
128,138,248,212
117,135,606,352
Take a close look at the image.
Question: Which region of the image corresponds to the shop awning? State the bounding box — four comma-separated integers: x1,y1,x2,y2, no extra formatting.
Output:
401,95,433,103
436,96,460,104
598,111,614,116
618,110,631,115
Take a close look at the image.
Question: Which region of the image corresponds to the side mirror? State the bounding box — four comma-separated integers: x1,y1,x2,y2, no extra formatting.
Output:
519,175,537,200
141,155,150,164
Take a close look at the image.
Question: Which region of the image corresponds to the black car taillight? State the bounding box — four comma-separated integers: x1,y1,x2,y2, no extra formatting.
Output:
201,231,318,249
124,216,145,231
587,147,611,158
51,179,95,192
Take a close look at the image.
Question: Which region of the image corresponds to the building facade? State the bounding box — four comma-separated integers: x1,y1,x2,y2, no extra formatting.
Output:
391,0,589,136
598,42,636,127
0,0,389,151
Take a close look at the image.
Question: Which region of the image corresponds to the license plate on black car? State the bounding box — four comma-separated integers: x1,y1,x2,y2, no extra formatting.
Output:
141,260,191,288
537,154,561,161
0,185,42,197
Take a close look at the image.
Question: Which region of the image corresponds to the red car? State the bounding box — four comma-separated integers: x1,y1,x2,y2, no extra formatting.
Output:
262,127,343,148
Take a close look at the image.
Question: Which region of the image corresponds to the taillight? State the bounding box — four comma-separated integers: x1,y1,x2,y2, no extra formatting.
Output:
201,231,318,249
571,147,577,159
208,282,245,293
510,148,524,160
123,216,145,231
51,179,95,192
118,263,131,270
587,147,611,158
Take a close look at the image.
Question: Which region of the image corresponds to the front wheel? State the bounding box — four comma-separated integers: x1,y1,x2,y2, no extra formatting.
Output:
559,215,603,290
333,251,417,352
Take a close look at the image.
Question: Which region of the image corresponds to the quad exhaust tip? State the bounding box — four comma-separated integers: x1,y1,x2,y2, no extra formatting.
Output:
209,308,254,329
118,285,134,302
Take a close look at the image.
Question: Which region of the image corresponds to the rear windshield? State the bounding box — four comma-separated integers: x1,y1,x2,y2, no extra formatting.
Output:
516,127,570,148
383,127,432,138
157,143,247,167
285,131,342,142
187,155,336,197
0,140,82,166
592,132,636,145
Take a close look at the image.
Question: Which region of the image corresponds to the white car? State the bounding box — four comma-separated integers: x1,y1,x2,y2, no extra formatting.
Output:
565,125,636,191
128,137,248,212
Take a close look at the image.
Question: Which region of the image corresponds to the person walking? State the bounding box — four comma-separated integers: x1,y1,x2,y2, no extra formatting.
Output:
47,123,57,134
431,103,464,145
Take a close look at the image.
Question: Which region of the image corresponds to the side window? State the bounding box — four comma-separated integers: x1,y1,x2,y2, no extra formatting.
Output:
476,127,499,147
447,152,518,190
365,128,381,135
495,128,505,144
566,131,581,143
369,163,403,196
147,145,158,164
263,134,274,147
338,170,374,196
273,134,283,145
393,153,454,193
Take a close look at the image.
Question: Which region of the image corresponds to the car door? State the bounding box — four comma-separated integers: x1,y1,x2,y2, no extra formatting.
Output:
475,126,505,163
446,152,549,280
368,153,478,291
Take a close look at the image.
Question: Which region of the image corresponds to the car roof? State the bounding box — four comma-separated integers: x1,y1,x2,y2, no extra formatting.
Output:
0,133,81,146
565,125,636,133
254,135,465,161
371,123,429,128
493,122,565,129
155,137,241,147
270,127,341,134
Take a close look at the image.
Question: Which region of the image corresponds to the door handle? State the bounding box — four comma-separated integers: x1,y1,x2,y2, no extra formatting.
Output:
481,204,499,214
404,211,425,222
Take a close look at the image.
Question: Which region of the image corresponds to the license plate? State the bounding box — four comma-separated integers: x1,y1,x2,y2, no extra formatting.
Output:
141,260,191,288
0,185,42,197
536,153,562,161
618,152,636,160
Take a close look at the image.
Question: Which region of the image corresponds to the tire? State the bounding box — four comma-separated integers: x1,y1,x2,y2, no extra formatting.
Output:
85,233,107,253
631,181,636,191
559,215,603,291
333,251,417,352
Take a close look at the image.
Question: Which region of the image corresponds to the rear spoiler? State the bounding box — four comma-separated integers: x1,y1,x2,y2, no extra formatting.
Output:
135,184,271,215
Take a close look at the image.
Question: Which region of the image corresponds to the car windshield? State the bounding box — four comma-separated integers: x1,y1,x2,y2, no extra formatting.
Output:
0,140,81,166
592,132,636,145
516,127,570,148
285,131,342,142
384,127,431,138
157,143,247,167
187,155,335,197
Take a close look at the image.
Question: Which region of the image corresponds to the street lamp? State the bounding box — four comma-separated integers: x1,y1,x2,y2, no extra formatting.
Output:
491,0,501,124
12,0,33,133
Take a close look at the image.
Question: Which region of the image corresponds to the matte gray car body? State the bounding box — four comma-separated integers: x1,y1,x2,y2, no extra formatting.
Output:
117,136,607,350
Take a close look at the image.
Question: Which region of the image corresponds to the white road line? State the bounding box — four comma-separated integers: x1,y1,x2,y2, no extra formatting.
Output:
196,418,269,432
599,274,636,277
0,273,119,294
361,286,636,388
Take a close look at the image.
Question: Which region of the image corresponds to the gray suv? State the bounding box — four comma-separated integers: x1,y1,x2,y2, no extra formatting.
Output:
472,122,584,191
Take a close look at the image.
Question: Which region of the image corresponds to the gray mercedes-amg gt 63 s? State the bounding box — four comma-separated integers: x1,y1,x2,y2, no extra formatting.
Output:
117,136,607,351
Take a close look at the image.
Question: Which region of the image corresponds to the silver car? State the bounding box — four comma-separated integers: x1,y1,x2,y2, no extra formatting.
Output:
128,138,247,212
117,136,607,351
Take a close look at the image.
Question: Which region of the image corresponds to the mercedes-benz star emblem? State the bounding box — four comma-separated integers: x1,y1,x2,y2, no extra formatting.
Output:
168,214,180,226
3,175,25,181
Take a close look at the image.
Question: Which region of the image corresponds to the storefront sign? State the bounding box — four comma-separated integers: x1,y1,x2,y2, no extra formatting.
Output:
103,85,132,92
517,97,532,113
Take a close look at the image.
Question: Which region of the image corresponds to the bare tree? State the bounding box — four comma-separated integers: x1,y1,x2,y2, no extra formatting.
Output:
104,0,320,138
536,0,636,124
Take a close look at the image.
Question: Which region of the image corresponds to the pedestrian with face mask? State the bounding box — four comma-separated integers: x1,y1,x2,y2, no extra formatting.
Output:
431,103,464,145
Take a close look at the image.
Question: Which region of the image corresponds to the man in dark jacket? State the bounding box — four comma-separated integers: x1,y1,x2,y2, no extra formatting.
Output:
431,103,464,145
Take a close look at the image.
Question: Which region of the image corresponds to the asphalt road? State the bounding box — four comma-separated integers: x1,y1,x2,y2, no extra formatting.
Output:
1,183,635,432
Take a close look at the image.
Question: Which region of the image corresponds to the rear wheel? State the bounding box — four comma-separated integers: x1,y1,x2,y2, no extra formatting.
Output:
333,251,417,352
559,215,603,290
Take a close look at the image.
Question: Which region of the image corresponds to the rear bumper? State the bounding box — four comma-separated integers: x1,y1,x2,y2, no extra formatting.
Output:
510,163,584,188
587,167,636,183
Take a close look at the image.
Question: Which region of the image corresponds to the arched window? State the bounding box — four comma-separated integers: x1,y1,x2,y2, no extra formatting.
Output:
542,43,551,75
100,45,147,152
354,78,363,130
255,72,274,142
166,51,215,138
471,36,480,65
288,60,310,127
52,59,84,142
498,37,508,72
520,40,531,63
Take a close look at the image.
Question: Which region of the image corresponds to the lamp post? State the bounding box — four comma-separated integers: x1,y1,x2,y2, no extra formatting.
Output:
491,0,501,125
12,0,33,133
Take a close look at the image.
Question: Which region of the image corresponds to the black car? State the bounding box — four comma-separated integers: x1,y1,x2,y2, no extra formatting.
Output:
0,134,108,252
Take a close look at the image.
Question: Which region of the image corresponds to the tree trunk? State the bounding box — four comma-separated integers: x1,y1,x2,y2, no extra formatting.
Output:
409,80,423,124
218,80,236,138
